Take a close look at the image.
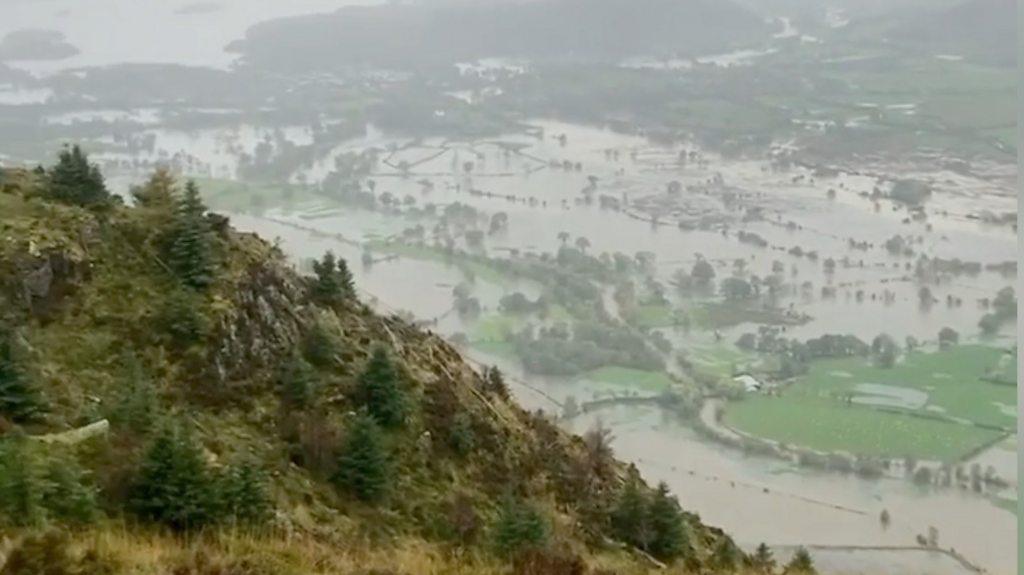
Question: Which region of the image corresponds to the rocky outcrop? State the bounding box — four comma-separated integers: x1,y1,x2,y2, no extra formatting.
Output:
207,259,311,384
0,246,92,320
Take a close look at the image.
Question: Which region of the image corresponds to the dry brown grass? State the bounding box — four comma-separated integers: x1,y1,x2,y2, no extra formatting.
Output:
14,523,717,575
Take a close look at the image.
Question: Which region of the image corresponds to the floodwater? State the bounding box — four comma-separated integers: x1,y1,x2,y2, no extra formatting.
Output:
851,384,929,410
563,405,1014,575
101,118,1016,574
0,0,381,74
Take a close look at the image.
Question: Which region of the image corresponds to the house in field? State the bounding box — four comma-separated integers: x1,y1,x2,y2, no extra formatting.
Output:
733,373,763,393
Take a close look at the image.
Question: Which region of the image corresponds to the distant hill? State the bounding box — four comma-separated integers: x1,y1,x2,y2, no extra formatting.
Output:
889,0,1015,64
0,29,79,62
229,0,770,71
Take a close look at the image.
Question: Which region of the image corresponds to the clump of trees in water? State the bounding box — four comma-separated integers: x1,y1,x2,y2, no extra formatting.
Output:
978,286,1016,336
511,321,663,376
735,327,872,378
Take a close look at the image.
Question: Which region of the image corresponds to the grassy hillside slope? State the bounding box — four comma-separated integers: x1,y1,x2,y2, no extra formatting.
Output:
0,157,781,574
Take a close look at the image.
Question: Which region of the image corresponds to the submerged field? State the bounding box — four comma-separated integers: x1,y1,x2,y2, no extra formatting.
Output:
724,345,1016,461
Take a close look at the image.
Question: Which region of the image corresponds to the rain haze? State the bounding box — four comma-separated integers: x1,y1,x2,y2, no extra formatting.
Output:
0,0,1017,574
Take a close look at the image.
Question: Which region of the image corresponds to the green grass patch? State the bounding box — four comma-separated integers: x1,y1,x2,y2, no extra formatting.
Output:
367,240,509,285
194,178,309,213
626,304,687,329
725,395,1001,461
579,366,674,394
469,313,523,343
689,300,807,330
723,345,1016,461
469,340,518,361
684,341,764,380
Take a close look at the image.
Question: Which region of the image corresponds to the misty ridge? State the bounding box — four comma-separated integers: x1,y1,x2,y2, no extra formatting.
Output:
228,0,1015,70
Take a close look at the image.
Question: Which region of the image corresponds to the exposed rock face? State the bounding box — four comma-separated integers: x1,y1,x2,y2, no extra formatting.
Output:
0,248,90,320
208,260,311,384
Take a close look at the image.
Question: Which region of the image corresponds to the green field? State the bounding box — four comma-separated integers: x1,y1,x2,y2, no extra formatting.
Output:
470,312,525,343
626,304,687,328
684,341,764,379
367,240,510,285
724,345,1016,461
689,300,806,330
578,366,674,394
195,177,309,213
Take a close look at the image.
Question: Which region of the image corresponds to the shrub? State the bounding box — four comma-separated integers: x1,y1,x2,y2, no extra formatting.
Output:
0,440,98,527
512,548,586,575
219,461,273,525
447,413,476,456
40,452,99,524
302,316,341,368
158,289,210,348
784,547,816,574
275,354,318,410
1,530,78,575
109,353,158,434
492,493,548,557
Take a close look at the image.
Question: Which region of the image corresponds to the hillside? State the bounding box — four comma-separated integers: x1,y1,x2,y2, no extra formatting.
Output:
0,151,789,574
229,0,770,71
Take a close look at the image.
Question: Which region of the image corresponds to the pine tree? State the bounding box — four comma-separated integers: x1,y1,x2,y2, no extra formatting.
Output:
302,314,340,367
169,180,214,289
311,251,355,305
485,366,510,400
784,547,816,574
158,288,210,346
131,167,177,209
0,438,46,527
311,251,340,302
0,335,43,424
336,257,355,297
610,479,652,551
220,462,272,525
753,543,777,574
45,144,109,207
110,352,158,433
40,452,98,524
711,538,741,572
276,354,318,410
492,492,548,557
355,347,406,428
333,412,390,503
647,482,689,561
130,422,217,530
